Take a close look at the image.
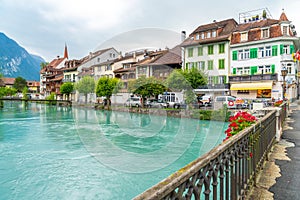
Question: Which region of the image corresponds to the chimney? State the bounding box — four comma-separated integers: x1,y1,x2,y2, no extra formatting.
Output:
181,31,186,42
118,51,123,59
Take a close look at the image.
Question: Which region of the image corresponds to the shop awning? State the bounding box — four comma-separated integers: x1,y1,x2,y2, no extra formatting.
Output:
230,82,273,90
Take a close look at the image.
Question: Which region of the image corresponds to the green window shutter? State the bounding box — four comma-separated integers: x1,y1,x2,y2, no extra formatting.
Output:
290,45,295,54
208,45,214,55
198,47,203,56
250,48,258,58
233,68,236,74
280,44,284,54
213,76,218,84
271,64,275,74
218,59,225,69
272,45,278,56
219,43,225,54
223,75,227,83
194,62,198,69
232,51,237,60
250,66,257,75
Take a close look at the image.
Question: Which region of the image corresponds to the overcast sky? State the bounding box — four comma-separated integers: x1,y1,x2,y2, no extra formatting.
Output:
0,0,299,61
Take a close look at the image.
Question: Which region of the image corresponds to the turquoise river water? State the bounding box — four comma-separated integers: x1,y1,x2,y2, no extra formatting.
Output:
0,101,228,200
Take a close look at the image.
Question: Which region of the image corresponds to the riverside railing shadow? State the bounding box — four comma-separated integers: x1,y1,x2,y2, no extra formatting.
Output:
134,104,287,200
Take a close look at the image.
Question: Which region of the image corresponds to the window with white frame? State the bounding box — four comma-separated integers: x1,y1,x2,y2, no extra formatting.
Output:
207,31,211,38
283,45,289,54
283,26,288,36
258,65,271,74
258,47,265,58
218,76,225,84
287,63,292,74
208,76,213,84
237,67,243,75
237,67,250,75
262,28,269,38
201,32,205,39
244,67,250,74
198,61,205,70
238,50,244,60
265,46,271,57
241,32,248,41
196,34,200,40
244,49,250,59
212,30,216,37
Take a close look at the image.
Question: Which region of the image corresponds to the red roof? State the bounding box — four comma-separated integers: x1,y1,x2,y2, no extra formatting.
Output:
2,77,15,85
279,11,289,21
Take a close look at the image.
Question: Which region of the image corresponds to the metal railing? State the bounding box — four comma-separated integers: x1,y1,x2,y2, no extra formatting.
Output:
134,107,286,200
229,74,277,82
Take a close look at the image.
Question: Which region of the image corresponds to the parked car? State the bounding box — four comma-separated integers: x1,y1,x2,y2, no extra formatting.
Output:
215,95,244,109
145,99,169,108
124,97,142,107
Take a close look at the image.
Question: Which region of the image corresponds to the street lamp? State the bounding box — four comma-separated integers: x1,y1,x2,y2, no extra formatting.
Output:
281,66,288,100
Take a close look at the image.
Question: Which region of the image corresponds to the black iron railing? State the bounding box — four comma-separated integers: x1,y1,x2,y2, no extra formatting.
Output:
134,106,286,200
229,74,278,82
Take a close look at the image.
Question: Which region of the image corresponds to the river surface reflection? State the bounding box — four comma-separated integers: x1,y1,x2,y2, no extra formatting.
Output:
0,102,228,200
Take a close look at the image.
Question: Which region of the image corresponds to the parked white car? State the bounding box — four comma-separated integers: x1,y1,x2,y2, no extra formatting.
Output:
124,97,142,107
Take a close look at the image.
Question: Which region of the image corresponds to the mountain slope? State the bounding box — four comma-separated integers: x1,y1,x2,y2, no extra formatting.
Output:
0,32,44,80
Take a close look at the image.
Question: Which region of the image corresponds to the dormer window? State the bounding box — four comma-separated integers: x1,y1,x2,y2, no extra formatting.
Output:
201,32,205,39
212,30,216,37
262,28,269,38
207,31,211,38
241,32,248,42
283,26,288,36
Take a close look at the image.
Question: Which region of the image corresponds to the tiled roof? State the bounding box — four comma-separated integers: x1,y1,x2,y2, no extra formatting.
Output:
181,34,231,47
27,81,40,87
279,11,289,21
2,77,15,85
181,18,237,47
78,68,94,77
234,19,279,32
191,18,237,35
79,47,116,66
113,66,136,73
48,57,65,68
50,75,64,82
146,45,181,65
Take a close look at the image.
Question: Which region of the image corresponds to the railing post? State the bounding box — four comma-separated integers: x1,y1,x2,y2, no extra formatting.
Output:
275,107,282,141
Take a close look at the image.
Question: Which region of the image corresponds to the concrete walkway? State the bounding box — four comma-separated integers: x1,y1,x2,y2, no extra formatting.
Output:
248,100,300,199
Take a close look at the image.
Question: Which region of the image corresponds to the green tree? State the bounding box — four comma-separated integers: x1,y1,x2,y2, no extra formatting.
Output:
75,76,95,103
13,76,27,92
0,73,4,87
40,62,49,69
60,82,74,100
22,87,29,100
95,77,122,109
166,68,207,104
128,76,167,106
181,68,207,89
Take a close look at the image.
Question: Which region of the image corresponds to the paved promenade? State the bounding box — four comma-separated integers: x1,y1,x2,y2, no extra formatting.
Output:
248,100,300,199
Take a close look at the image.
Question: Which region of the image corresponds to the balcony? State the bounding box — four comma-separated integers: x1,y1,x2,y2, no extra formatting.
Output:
62,79,76,83
229,73,278,82
196,84,230,89
281,54,294,62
